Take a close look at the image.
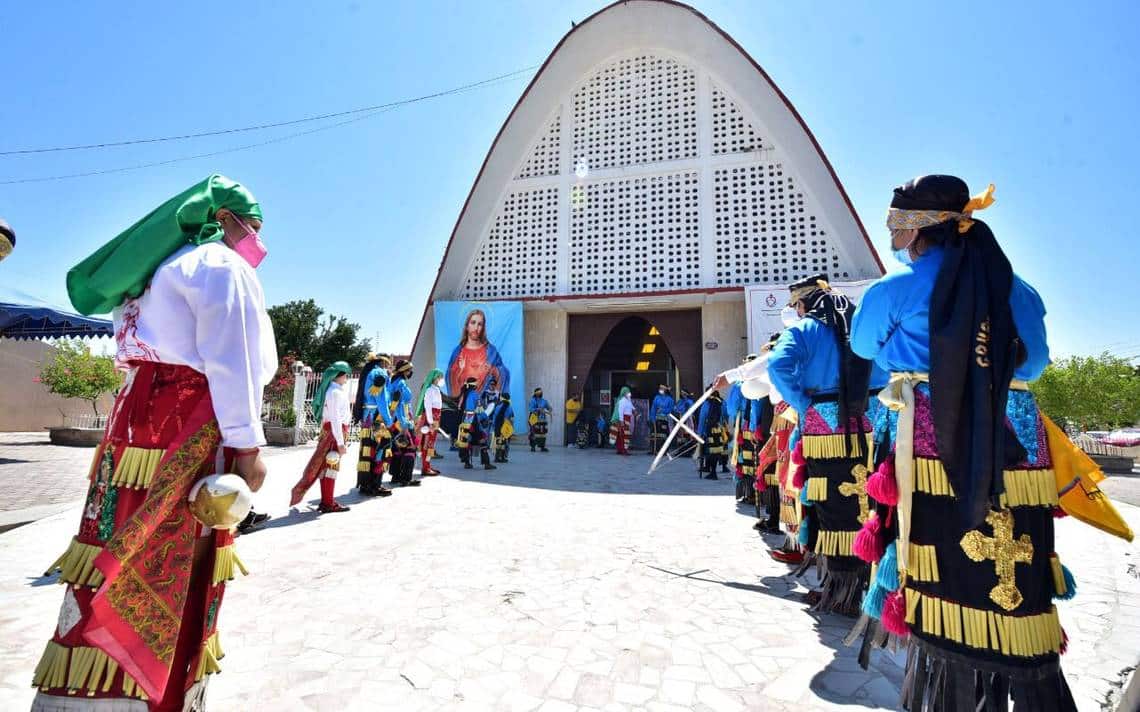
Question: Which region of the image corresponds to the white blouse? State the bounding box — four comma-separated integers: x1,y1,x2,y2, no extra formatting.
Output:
423,384,442,424
322,382,350,447
618,396,634,420
113,242,278,449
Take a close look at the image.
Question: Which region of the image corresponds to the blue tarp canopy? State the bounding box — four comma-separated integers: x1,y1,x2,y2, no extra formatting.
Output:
0,286,113,339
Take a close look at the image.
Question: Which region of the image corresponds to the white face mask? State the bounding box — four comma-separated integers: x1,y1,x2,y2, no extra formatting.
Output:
780,306,799,327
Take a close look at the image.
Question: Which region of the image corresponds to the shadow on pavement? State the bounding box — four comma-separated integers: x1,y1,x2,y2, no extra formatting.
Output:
439,446,735,497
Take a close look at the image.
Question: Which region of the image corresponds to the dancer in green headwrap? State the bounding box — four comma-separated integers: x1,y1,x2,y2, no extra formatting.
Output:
34,175,275,711
414,369,445,476
291,362,353,513
610,386,634,455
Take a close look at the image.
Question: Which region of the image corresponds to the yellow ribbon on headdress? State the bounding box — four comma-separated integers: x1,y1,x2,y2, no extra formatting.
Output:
957,183,996,233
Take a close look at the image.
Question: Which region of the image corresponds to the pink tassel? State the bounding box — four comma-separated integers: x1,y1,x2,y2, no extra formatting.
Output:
881,589,909,636
1059,626,1069,654
1053,507,1068,519
866,460,899,506
790,440,806,466
792,463,807,489
853,514,885,563
754,475,766,493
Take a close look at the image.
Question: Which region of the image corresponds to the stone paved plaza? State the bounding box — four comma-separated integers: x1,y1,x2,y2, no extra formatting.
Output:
1,438,1138,711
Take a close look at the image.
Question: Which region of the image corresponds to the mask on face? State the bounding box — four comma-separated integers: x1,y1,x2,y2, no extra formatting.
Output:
232,217,268,268
890,229,916,266
780,305,799,327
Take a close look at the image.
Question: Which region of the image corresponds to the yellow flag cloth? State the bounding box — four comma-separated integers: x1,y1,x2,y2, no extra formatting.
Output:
1042,413,1134,542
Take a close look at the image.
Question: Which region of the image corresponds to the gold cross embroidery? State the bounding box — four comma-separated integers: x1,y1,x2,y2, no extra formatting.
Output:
838,463,871,523
960,509,1034,611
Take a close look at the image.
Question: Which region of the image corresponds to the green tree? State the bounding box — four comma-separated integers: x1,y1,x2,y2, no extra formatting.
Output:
266,299,372,370
1030,353,1140,431
38,340,123,416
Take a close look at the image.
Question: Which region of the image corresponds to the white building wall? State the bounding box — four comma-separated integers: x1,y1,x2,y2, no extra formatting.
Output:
701,300,747,385
524,308,568,444
411,307,437,383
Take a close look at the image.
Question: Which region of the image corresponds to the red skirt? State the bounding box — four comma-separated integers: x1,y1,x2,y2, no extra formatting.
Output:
291,423,346,506
35,363,241,709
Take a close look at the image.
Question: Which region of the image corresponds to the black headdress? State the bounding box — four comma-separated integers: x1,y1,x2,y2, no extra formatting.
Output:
787,273,872,456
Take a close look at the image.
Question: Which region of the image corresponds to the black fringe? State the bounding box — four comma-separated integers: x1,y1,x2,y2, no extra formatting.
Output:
796,555,868,615
902,637,1077,712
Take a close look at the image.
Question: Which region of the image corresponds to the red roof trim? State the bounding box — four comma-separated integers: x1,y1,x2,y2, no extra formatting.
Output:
410,0,883,356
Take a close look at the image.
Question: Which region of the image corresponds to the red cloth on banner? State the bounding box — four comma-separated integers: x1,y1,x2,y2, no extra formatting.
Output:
81,363,226,703
290,422,346,506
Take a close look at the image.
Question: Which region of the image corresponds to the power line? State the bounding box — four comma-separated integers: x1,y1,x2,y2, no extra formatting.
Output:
0,63,540,156
0,69,535,185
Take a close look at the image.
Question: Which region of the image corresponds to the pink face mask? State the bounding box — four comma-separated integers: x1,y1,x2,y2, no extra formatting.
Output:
232,217,268,269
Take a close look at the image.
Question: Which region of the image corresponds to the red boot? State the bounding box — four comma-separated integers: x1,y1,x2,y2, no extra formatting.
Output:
318,476,350,513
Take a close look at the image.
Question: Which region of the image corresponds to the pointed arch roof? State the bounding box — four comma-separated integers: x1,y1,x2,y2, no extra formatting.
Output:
412,0,882,354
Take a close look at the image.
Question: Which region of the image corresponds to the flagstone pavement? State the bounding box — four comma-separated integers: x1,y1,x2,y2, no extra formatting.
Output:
0,437,1137,711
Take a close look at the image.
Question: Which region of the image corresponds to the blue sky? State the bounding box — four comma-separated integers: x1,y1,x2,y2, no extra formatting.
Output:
3,0,1138,361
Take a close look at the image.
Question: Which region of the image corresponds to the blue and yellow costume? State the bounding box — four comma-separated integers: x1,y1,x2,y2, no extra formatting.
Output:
697,390,729,479
528,389,551,451
387,360,421,487
492,394,514,463
648,386,675,455
353,355,394,496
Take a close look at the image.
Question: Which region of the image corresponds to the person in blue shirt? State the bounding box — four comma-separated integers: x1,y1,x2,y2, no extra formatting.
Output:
387,359,422,487
725,355,759,499
528,388,552,452
696,387,728,479
849,175,1081,710
767,274,886,616
648,384,676,457
492,392,514,463
595,411,608,448
458,376,496,470
352,354,394,497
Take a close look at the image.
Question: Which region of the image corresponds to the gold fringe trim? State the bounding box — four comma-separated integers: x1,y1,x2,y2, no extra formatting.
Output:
110,447,164,489
212,545,250,586
780,503,799,527
1050,554,1068,597
815,529,857,557
907,543,941,582
765,472,781,486
45,538,104,588
800,432,872,460
32,641,147,699
805,478,829,502
193,633,224,682
1000,469,1058,508
903,588,1062,658
915,457,956,497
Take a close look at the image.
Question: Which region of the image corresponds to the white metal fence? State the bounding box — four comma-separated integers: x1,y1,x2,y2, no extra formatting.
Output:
261,368,361,445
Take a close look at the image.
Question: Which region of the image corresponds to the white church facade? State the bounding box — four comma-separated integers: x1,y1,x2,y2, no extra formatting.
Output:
411,0,882,444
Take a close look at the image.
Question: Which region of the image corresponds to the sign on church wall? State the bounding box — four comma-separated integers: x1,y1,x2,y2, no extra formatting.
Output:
744,280,875,353
434,301,528,432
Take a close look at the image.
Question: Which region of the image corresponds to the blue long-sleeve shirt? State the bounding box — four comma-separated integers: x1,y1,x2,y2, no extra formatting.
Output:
462,389,481,422
724,383,745,422
492,403,514,434
850,246,1049,381
768,318,889,418
388,376,415,431
362,368,391,427
674,397,694,417
649,393,675,421
528,397,551,418
697,398,726,437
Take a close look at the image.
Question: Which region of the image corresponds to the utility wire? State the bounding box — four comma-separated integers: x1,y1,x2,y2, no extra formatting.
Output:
0,70,534,185
1,64,539,156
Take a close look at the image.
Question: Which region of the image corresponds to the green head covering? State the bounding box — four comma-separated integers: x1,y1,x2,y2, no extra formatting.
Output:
67,174,262,315
610,386,631,423
312,361,351,422
415,368,444,418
